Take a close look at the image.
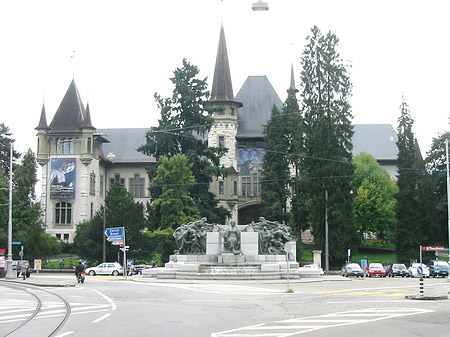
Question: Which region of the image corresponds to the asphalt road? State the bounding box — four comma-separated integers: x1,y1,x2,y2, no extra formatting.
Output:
1,273,449,337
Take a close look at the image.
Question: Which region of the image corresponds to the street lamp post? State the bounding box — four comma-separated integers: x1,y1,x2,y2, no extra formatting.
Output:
6,141,14,278
445,139,450,282
325,190,329,274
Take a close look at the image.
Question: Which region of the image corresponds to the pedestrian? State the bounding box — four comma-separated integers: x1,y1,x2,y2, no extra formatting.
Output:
59,259,64,270
151,260,157,268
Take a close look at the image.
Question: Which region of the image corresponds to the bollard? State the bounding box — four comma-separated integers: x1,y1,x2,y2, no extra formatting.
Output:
419,277,424,297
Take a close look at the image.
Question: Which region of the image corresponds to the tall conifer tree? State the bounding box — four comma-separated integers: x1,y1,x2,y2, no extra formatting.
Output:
139,59,229,224
300,26,358,265
395,97,422,261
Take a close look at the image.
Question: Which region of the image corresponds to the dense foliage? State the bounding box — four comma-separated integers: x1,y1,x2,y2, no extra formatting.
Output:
351,152,398,243
138,59,229,225
394,97,422,262
299,26,358,266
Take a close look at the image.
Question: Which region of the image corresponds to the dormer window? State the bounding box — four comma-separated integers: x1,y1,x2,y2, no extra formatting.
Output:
229,107,235,116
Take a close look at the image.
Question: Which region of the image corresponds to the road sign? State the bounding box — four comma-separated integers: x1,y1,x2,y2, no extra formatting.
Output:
107,235,124,242
422,246,445,251
12,241,22,245
105,227,123,237
111,240,124,246
436,252,450,258
417,266,423,275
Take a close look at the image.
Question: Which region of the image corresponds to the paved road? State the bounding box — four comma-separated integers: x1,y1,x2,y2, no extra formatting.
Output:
1,274,449,336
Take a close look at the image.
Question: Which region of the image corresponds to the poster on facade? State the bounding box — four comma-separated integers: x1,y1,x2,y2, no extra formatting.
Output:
50,158,76,199
237,147,264,175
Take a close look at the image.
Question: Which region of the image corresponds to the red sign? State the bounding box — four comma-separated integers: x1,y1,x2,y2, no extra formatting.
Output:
422,246,445,251
0,249,5,255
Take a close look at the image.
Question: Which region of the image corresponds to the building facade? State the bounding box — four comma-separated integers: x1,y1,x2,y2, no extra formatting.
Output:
36,26,399,241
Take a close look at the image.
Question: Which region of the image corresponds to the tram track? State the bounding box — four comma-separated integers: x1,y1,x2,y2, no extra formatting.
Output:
1,283,71,337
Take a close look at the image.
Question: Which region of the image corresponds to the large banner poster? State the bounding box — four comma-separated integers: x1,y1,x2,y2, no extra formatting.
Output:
237,147,265,176
50,158,76,199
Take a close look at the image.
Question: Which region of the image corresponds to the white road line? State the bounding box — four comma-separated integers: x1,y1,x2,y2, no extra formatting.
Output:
211,308,433,337
91,289,117,310
92,313,111,323
54,331,74,337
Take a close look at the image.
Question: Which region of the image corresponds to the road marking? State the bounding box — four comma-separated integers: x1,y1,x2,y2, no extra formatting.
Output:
92,313,111,323
211,308,433,337
91,289,117,310
54,332,74,337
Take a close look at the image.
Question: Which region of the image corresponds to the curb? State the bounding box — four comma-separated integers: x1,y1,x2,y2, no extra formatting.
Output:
405,295,448,301
0,279,75,287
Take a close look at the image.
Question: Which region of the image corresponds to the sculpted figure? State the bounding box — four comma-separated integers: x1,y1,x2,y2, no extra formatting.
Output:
173,217,212,254
220,221,241,255
258,225,271,254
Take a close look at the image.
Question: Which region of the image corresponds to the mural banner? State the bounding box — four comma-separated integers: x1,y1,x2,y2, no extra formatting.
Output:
50,158,76,199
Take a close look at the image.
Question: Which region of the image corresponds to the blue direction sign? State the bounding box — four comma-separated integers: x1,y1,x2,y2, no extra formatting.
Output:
12,241,22,245
105,227,124,242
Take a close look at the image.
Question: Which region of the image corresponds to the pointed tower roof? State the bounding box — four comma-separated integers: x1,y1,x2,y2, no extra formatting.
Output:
290,64,296,90
210,25,242,107
35,104,50,130
80,102,95,129
48,79,87,133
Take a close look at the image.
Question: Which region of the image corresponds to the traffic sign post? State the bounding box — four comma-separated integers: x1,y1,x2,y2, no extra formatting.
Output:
105,227,128,279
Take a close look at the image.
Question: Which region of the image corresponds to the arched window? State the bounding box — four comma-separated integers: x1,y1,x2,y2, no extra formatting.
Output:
69,139,74,154
55,202,72,224
87,137,92,154
56,138,62,154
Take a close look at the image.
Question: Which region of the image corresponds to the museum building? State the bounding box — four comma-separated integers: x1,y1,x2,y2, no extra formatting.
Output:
35,26,398,242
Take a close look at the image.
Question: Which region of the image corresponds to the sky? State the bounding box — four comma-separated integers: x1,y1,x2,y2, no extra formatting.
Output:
1,0,449,160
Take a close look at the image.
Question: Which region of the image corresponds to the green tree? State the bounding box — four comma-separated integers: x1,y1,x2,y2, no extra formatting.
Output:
423,131,450,244
74,183,147,262
299,26,358,266
0,123,20,176
149,154,200,230
138,58,229,224
261,105,291,223
395,97,422,262
351,152,398,243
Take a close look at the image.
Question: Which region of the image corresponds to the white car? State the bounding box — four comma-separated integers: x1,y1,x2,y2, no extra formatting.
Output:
408,263,430,278
303,264,324,275
85,262,123,276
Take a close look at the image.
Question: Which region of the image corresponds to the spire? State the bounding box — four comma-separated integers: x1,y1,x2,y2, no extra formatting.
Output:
35,104,50,130
81,102,95,129
289,63,296,90
210,25,243,107
49,79,86,132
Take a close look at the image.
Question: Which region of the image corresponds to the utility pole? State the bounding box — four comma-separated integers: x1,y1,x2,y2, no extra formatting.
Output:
6,141,14,278
325,190,329,274
445,139,450,282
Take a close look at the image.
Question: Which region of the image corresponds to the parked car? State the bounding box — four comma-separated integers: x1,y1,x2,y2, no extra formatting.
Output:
85,262,123,276
408,263,430,278
341,263,364,277
386,263,408,277
428,260,449,278
134,264,152,275
365,263,387,277
303,264,324,275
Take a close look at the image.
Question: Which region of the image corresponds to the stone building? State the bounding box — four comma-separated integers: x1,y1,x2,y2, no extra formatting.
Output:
35,26,398,242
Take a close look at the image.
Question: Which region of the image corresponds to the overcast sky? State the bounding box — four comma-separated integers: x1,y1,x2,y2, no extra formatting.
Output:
1,0,449,159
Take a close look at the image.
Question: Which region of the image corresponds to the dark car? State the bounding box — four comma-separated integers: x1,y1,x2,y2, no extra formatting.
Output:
134,264,151,275
428,260,449,278
341,263,364,277
386,263,408,277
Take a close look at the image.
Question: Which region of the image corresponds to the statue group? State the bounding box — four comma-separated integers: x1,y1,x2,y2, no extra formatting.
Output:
173,217,292,256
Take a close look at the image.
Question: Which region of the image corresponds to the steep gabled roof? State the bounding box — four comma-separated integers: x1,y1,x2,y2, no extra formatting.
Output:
236,76,283,138
35,104,50,130
352,124,398,160
48,79,87,133
210,25,242,107
97,128,156,164
80,103,95,129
